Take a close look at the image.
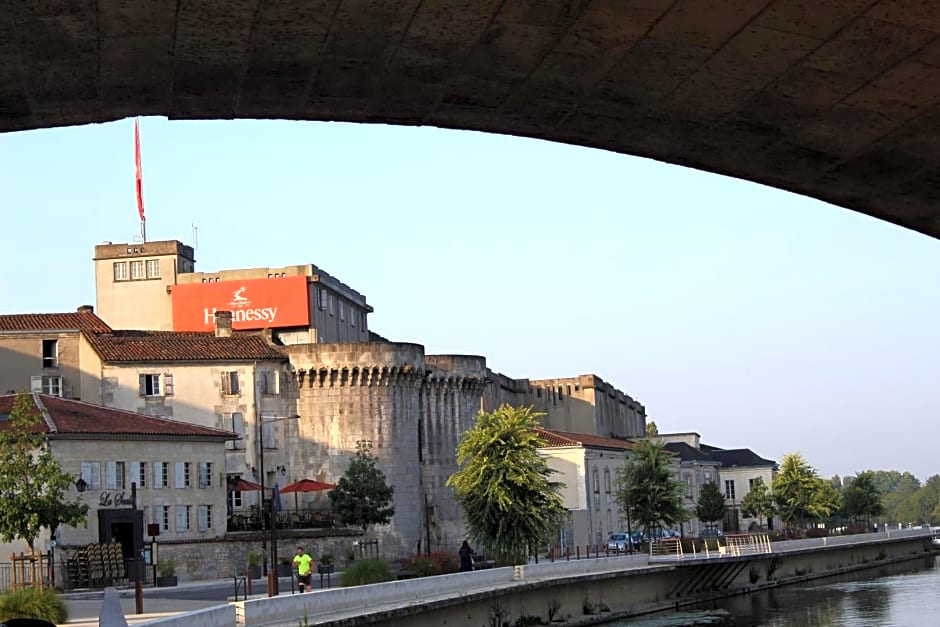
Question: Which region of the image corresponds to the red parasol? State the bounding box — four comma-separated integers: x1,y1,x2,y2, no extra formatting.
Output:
280,479,336,513
279,479,336,494
231,477,264,492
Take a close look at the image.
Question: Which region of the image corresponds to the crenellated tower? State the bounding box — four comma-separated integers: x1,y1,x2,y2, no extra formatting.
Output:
286,342,485,555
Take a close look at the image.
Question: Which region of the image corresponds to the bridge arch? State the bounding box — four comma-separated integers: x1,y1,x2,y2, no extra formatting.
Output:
3,1,940,238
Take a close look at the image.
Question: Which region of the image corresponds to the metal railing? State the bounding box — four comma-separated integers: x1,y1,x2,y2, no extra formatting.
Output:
227,509,336,532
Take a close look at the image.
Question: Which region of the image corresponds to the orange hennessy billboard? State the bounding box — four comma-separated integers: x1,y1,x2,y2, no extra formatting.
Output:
171,276,310,331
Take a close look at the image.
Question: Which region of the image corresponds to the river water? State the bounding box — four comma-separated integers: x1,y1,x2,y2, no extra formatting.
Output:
610,555,939,627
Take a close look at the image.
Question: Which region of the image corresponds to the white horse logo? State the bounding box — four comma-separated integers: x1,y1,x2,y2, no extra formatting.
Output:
232,287,248,303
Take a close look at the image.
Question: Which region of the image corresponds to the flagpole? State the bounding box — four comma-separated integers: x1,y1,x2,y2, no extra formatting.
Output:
135,118,147,242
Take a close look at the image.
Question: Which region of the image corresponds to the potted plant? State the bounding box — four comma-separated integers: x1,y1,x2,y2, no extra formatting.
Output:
246,550,262,580
277,555,294,578
318,553,335,575
156,557,178,587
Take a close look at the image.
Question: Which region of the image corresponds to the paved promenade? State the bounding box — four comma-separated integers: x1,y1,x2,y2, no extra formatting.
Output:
60,576,306,626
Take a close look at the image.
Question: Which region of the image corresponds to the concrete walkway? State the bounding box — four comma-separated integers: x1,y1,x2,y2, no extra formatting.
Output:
59,576,306,626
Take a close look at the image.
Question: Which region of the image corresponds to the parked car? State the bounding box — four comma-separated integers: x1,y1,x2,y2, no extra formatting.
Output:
699,527,724,540
607,532,641,552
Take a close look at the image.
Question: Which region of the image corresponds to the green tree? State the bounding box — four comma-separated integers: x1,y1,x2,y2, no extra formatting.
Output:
328,441,395,534
0,394,89,554
772,453,837,532
740,477,775,530
695,481,726,528
614,439,689,537
446,405,568,566
841,471,883,527
645,421,659,437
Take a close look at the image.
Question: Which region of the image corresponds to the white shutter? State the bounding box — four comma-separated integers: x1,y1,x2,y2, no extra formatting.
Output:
30,376,42,392
262,421,276,449
175,462,185,488
163,373,174,396
233,412,244,449
130,462,140,488
176,505,188,532
138,375,147,396
198,505,209,531
153,462,162,488
80,461,91,486
106,462,117,490
89,462,101,489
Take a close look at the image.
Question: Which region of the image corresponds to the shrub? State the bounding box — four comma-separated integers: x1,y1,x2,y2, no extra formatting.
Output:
340,558,395,586
0,587,68,623
157,557,177,578
399,551,459,577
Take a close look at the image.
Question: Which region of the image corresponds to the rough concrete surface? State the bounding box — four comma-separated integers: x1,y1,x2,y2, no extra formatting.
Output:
2,1,940,238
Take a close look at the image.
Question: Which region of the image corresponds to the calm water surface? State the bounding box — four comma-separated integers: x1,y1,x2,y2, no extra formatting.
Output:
610,555,939,627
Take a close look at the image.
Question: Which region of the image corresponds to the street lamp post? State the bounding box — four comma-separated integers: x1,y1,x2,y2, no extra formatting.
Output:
255,369,299,597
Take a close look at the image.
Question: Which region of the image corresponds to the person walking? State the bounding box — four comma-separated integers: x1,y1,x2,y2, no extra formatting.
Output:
293,546,315,592
458,540,475,572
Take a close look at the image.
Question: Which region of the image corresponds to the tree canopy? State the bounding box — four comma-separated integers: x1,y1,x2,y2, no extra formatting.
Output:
695,481,726,527
740,477,775,530
328,441,395,534
446,405,568,566
614,439,689,536
0,394,89,553
772,452,839,531
841,471,884,526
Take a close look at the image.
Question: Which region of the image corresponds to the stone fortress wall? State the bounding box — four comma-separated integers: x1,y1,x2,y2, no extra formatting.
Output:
285,342,487,555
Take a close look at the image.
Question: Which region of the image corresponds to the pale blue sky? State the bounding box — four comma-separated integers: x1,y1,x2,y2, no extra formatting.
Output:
2,118,938,482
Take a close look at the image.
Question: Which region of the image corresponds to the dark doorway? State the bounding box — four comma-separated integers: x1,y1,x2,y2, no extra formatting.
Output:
98,509,144,581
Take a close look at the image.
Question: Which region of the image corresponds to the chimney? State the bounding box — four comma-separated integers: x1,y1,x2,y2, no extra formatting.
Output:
214,310,233,338
77,305,94,314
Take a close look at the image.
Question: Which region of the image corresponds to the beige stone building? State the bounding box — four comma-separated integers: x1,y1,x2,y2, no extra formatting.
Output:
484,371,646,439
651,432,778,533
0,393,233,565
93,239,372,343
536,429,653,549
0,238,653,562
0,310,295,512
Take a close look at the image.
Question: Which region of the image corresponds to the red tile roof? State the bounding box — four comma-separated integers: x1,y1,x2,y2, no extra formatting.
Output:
85,330,286,362
536,427,635,451
0,394,235,440
0,311,112,333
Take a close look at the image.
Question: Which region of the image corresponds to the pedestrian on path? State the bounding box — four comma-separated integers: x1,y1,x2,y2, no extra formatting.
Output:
293,546,315,592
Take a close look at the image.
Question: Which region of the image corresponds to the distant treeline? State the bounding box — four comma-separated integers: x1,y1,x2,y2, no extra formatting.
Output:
831,470,939,526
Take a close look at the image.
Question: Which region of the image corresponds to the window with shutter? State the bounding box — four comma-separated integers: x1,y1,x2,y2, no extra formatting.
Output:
221,372,239,395
81,461,101,490
198,505,211,531
176,505,190,532
175,462,186,488
226,412,245,450
139,374,161,396
261,412,277,450
201,462,212,488
106,462,117,490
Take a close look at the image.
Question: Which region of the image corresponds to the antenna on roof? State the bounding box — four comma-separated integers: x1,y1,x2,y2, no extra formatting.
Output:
192,224,198,250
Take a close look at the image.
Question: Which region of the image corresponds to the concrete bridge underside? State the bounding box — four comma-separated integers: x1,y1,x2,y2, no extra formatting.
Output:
3,0,940,239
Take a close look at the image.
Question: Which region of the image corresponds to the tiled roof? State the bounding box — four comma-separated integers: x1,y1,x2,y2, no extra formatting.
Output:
664,441,720,463
536,428,634,451
86,330,286,363
0,311,112,333
708,448,777,468
0,394,235,439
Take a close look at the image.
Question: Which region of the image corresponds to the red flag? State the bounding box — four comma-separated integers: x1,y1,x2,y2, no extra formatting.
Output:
134,119,145,221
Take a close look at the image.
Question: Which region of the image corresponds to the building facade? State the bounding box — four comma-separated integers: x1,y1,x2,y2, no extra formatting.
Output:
536,428,637,550
1,238,652,562
0,393,233,566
